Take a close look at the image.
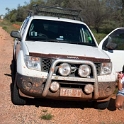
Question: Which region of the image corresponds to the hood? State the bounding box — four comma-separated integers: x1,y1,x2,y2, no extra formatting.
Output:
25,41,110,61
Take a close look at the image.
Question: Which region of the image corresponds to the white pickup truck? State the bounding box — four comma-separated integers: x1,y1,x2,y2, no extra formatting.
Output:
10,5,117,109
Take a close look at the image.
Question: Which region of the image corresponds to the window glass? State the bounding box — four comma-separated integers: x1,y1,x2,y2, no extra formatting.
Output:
26,19,96,46
110,29,124,50
83,29,93,44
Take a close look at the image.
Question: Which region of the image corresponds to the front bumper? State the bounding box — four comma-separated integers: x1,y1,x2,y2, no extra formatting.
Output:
16,72,116,101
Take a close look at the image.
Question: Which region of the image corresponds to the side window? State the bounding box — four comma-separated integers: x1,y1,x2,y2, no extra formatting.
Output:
81,28,95,46
27,20,45,37
83,29,93,43
109,29,124,50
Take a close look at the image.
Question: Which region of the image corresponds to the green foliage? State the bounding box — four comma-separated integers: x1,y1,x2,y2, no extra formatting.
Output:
92,29,107,44
40,109,53,120
0,19,21,33
40,113,53,120
94,33,107,44
2,26,7,30
10,13,17,22
0,20,11,33
4,0,46,22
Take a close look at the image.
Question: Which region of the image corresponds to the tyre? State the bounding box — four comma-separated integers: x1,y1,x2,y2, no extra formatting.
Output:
12,75,26,105
94,101,110,110
12,59,16,74
11,52,16,75
11,59,16,82
11,51,16,83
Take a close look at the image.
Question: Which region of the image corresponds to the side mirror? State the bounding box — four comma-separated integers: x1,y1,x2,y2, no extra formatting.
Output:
106,36,117,50
10,31,21,40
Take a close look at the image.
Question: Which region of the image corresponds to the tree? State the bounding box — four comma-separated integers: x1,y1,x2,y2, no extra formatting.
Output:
59,0,109,33
105,0,124,27
4,0,124,32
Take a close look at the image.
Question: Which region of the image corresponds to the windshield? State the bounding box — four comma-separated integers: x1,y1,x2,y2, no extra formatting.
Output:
26,19,96,46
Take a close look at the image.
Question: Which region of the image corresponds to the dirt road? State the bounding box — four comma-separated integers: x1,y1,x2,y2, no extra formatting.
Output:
0,27,124,124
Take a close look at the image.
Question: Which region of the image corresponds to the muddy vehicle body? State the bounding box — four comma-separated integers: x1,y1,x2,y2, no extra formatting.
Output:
10,5,117,109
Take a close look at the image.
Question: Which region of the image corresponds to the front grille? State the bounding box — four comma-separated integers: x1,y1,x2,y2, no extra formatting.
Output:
41,58,101,75
94,63,101,75
41,58,52,72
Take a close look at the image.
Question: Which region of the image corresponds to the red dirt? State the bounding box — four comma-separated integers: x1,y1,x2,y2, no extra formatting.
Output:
0,27,124,124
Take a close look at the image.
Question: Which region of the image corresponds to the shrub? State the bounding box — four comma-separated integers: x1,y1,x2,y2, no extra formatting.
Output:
40,113,53,120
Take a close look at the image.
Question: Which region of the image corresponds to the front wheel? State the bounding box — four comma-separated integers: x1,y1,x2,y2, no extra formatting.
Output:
94,101,110,110
12,74,26,105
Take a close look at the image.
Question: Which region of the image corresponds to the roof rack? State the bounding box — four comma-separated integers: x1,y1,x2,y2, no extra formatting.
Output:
28,4,82,21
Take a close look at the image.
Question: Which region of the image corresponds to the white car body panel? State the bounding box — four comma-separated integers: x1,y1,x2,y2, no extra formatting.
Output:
25,41,108,59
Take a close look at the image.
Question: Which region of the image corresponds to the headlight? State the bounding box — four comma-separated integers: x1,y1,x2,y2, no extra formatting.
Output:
78,65,91,77
58,63,71,76
100,62,112,75
25,56,41,71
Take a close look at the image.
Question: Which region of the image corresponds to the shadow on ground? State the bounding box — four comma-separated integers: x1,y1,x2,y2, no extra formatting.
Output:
25,96,116,111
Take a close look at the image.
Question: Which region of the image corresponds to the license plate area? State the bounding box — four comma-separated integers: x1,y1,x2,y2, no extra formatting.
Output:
60,88,82,97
